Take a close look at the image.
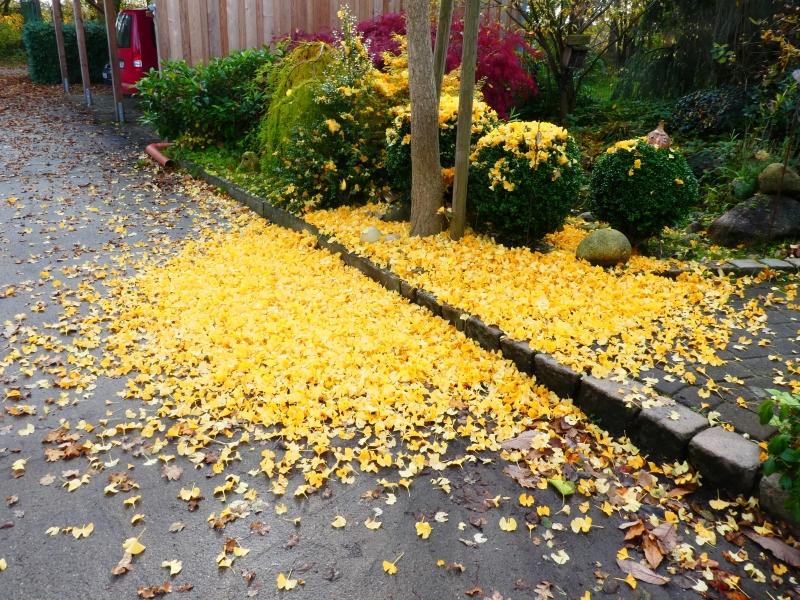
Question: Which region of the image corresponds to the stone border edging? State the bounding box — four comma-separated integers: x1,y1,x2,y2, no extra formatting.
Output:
179,159,797,529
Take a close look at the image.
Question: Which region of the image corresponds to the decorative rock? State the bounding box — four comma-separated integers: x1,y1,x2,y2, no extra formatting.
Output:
577,211,596,222
646,120,671,149
238,151,259,172
575,228,632,266
758,163,800,197
707,195,800,247
383,233,401,242
688,427,761,494
359,226,383,243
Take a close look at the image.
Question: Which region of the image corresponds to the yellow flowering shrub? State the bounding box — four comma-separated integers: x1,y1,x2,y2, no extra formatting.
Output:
590,138,699,242
468,121,583,245
385,93,498,200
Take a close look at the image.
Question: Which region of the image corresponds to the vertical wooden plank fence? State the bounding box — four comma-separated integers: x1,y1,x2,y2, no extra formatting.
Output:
155,0,512,65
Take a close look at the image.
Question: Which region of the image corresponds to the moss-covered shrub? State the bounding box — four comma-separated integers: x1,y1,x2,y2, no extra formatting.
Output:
138,47,280,146
260,10,395,213
22,20,107,84
385,94,498,201
671,86,746,136
468,121,583,246
590,138,699,242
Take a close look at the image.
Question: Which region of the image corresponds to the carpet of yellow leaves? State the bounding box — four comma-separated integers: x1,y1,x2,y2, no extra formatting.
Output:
306,205,768,380
102,213,617,495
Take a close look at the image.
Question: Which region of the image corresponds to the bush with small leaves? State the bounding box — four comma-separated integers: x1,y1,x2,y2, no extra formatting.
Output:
468,121,583,246
590,138,698,242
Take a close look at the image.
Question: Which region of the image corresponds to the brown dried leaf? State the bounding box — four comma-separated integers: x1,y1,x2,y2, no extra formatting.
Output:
161,464,183,481
112,553,133,576
137,582,172,598
616,559,669,585
642,535,664,570
744,531,800,568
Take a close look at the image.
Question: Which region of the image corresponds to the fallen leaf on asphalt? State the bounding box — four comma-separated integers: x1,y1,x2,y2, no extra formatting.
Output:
364,517,382,530
168,522,185,533
416,520,432,539
175,583,193,593
112,553,133,576
161,560,182,576
276,572,299,590
122,535,146,555
131,514,145,525
331,515,346,529
464,586,482,596
11,459,26,478
71,523,94,539
744,531,800,568
137,582,171,598
616,558,669,585
499,517,517,532
0,558,6,572
162,464,183,481
39,474,55,486
383,553,403,575
551,550,569,564
570,516,592,534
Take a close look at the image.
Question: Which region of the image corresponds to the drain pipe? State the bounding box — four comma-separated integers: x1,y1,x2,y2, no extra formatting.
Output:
145,142,173,168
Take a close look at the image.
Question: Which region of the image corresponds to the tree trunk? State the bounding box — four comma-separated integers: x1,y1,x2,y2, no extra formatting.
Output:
407,0,444,237
432,0,454,99
449,0,481,241
1,0,11,16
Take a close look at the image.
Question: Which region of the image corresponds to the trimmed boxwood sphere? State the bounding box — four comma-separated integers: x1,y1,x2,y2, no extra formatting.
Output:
590,139,699,242
468,121,583,246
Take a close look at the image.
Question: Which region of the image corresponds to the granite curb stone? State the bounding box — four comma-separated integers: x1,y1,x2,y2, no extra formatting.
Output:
576,376,642,435
635,404,709,460
689,427,762,494
464,316,503,352
533,354,581,400
499,338,536,375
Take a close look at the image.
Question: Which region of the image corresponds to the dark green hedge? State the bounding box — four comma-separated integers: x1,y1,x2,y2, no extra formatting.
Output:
22,21,108,84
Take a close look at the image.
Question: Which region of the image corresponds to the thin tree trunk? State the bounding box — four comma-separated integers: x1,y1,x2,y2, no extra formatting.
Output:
449,0,480,240
407,0,444,237
432,0,454,99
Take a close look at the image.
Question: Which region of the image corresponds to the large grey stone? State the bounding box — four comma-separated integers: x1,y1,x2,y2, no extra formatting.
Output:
758,162,800,197
575,228,631,267
576,376,642,435
533,354,581,399
759,474,800,533
688,427,761,494
635,403,708,459
707,195,800,247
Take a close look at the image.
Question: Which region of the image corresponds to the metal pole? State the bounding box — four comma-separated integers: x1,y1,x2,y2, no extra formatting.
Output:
71,0,92,106
103,0,125,122
448,0,480,241
51,0,70,94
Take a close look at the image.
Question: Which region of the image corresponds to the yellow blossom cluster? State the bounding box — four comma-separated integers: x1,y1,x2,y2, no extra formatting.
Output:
473,121,574,169
606,138,645,154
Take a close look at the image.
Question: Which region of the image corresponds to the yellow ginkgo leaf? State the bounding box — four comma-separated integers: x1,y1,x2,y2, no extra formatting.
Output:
275,503,288,515
415,520,432,539
276,572,298,590
570,516,592,534
122,536,145,555
130,514,145,525
161,559,182,576
177,486,200,502
551,550,570,565
499,517,517,532
709,498,731,510
364,518,382,530
382,560,398,575
123,495,141,508
616,548,629,561
331,515,346,529
518,493,534,507
623,573,637,589
45,526,60,536
72,523,94,539
536,505,550,517
0,558,6,572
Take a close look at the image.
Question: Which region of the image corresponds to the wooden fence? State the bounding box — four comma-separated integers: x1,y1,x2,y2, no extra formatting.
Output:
155,0,512,65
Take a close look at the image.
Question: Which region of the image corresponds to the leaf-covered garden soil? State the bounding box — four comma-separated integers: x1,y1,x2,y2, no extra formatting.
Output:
1,73,799,599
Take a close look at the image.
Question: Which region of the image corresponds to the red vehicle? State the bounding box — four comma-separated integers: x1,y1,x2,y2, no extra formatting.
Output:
115,9,158,94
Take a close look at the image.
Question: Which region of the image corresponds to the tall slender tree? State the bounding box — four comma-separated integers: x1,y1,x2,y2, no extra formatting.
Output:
407,0,444,237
